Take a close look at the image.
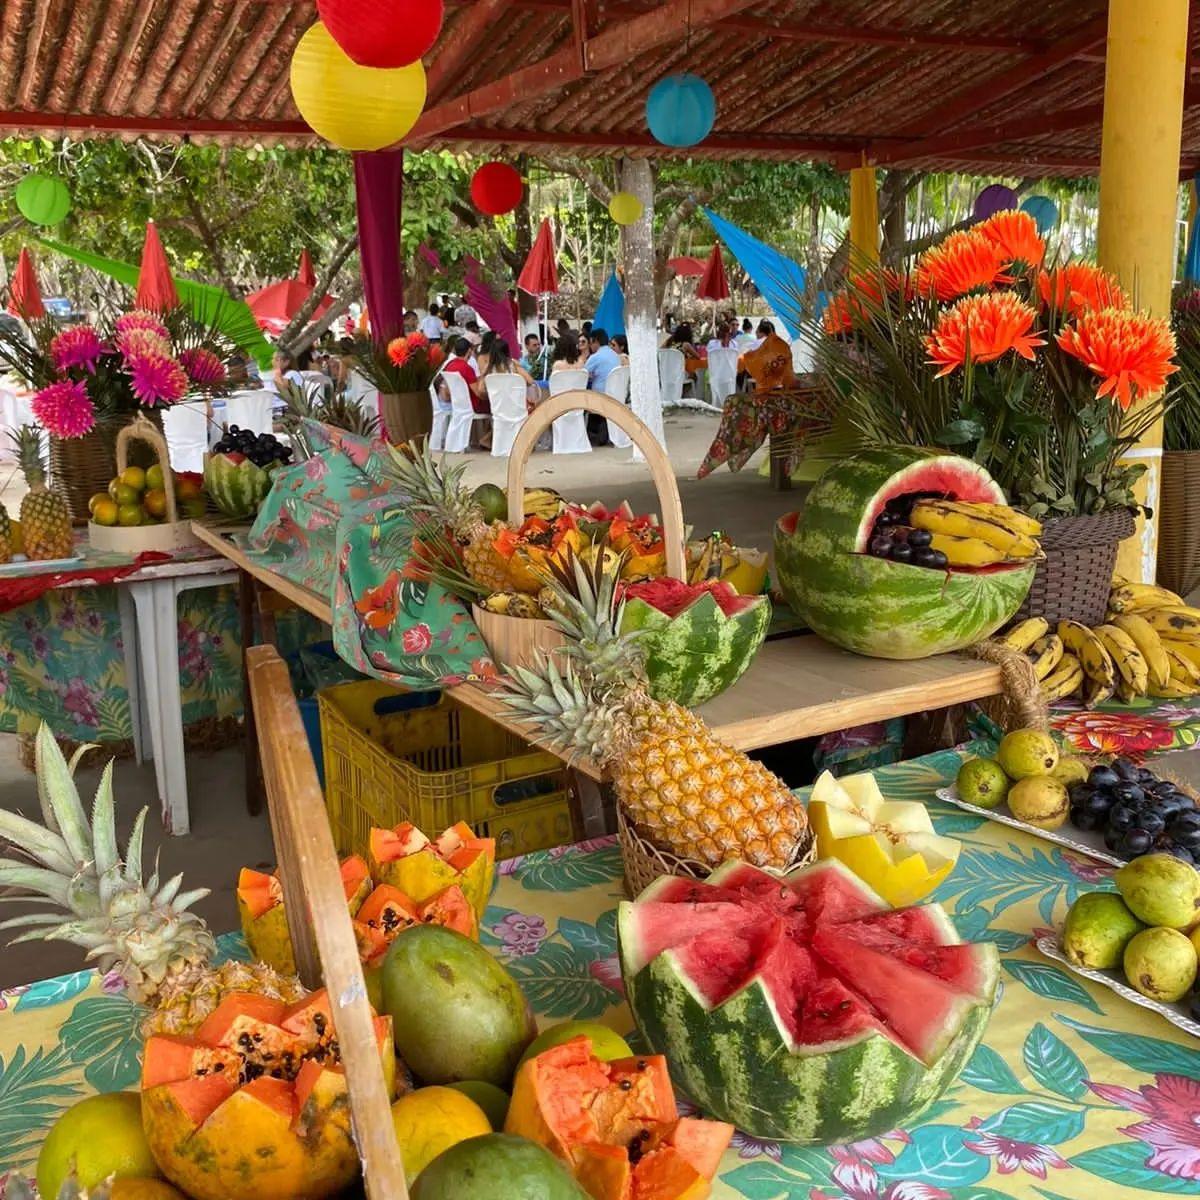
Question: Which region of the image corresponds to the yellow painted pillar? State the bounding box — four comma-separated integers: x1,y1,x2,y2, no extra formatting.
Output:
1096,0,1188,581
849,165,880,267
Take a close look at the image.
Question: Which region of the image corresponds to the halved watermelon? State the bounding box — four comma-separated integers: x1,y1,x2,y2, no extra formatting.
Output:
618,858,997,1145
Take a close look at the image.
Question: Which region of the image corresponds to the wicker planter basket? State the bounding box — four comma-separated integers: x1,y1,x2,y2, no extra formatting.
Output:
617,806,816,897
381,391,433,446
49,411,164,523
475,390,689,673
1157,450,1200,596
1015,508,1136,626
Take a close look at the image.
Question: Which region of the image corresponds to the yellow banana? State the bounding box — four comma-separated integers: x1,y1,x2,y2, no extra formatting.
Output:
910,501,1040,558
1057,620,1115,687
1094,624,1149,695
1162,638,1200,672
1149,677,1200,699
1084,676,1114,709
1000,617,1050,653
1140,606,1200,638
1165,644,1200,686
973,503,1043,537
1028,634,1064,680
927,532,1023,567
1107,582,1184,613
1041,654,1084,702
1110,613,1171,690
1115,677,1139,704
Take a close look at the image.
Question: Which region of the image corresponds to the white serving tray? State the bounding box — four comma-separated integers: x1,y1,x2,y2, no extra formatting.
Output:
1037,933,1199,1038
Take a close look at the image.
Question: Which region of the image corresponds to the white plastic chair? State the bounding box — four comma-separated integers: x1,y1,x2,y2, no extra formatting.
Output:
602,365,632,449
442,371,487,453
486,374,529,458
428,383,451,451
548,370,591,454
707,347,740,407
162,400,210,473
222,390,274,436
658,348,685,408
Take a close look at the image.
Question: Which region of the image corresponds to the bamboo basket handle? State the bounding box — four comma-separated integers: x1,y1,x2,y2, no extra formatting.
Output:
115,414,178,523
504,389,687,581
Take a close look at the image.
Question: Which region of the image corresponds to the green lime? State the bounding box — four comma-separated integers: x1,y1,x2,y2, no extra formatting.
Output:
517,1020,632,1071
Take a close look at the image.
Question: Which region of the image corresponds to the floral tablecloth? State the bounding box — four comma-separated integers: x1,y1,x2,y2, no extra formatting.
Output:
697,385,833,478
2,747,1199,1199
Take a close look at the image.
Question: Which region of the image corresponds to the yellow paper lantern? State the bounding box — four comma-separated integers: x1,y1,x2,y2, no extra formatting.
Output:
290,22,427,152
608,191,644,226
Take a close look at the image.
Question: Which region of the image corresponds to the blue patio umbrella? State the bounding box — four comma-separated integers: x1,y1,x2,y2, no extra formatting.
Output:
593,271,626,337
1186,173,1200,283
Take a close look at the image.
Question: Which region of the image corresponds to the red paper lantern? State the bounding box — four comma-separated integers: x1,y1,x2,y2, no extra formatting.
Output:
317,0,444,69
470,162,524,217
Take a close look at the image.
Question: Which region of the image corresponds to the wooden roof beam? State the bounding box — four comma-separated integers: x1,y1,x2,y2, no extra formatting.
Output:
0,108,312,137
427,0,514,103
408,0,758,142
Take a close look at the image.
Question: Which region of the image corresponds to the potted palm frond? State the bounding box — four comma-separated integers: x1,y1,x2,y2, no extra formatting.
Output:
1158,285,1200,594
811,211,1178,624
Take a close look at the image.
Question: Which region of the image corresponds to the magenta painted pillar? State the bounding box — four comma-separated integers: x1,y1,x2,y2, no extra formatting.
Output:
353,148,405,345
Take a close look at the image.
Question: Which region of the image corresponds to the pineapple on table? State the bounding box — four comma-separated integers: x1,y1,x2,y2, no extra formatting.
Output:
504,554,810,869
0,500,11,563
12,424,72,560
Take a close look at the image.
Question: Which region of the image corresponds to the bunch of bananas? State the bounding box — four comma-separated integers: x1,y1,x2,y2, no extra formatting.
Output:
686,533,769,595
479,591,546,619
522,488,565,521
1000,581,1200,707
909,500,1043,568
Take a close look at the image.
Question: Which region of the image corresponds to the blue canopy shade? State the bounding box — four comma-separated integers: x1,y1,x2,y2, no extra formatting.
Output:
1186,173,1200,284
702,208,807,337
593,271,626,337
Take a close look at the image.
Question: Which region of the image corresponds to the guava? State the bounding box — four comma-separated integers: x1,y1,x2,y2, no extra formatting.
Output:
1114,853,1200,929
1050,756,1089,787
1122,927,1198,1003
996,729,1058,780
1063,892,1145,970
1007,777,1069,830
956,758,1010,809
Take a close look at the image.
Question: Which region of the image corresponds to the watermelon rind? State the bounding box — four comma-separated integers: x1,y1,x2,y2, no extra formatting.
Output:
203,454,278,518
775,446,1035,660
619,590,770,707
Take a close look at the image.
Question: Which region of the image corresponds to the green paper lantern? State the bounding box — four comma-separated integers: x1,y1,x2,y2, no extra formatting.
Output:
15,175,71,226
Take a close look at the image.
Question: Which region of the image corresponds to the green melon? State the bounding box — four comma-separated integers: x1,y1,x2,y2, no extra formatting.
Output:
203,453,278,519
774,446,1034,659
619,578,769,706
618,859,997,1145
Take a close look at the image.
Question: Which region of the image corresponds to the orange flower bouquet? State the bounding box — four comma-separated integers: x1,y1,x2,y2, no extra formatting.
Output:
815,209,1178,518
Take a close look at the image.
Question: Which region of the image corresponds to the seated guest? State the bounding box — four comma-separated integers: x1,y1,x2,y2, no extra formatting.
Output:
550,334,584,375
706,320,736,355
438,336,478,402
403,310,420,335
462,319,483,349
743,320,796,391
663,322,700,359
521,332,547,378
585,328,620,446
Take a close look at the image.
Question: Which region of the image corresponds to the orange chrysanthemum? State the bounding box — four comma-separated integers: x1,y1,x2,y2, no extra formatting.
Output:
915,230,1010,302
974,209,1046,270
1056,307,1178,410
822,270,913,334
823,289,860,334
1037,264,1129,317
924,292,1045,377
387,336,411,366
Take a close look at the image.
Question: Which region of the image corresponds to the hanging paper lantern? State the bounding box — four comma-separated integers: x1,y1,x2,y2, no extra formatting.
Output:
1019,194,1059,235
316,0,444,69
290,22,426,152
15,175,71,226
470,162,523,216
608,191,644,225
972,184,1019,221
646,73,715,148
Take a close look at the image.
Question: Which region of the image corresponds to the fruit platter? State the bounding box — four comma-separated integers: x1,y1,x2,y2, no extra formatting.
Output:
204,426,294,519
946,732,1200,868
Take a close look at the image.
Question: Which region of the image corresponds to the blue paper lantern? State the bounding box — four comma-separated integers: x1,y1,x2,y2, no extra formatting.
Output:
1019,194,1059,235
972,184,1018,221
646,74,715,148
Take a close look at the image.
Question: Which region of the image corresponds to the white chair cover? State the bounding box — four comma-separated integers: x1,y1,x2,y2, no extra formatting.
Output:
487,375,528,458
658,348,685,408
442,371,485,453
428,382,451,451
548,370,591,454
0,384,35,462
222,390,274,436
601,365,632,449
707,347,740,407
162,400,210,473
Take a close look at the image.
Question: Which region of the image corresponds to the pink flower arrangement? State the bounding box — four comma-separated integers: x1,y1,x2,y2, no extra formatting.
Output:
115,309,169,342
50,325,106,373
125,340,188,406
31,378,96,437
179,346,226,385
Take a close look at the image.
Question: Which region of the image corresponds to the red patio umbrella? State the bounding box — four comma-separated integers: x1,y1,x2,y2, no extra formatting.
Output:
518,218,559,296
667,255,706,277
297,248,316,287
696,242,730,302
246,278,332,336
135,220,180,312
7,248,46,320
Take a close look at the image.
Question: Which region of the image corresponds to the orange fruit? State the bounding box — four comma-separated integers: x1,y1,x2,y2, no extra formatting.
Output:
110,481,138,506
87,492,109,515
143,489,168,519
145,463,165,491
389,1086,491,1183
120,465,147,492
92,498,119,527
117,504,144,527
175,475,202,501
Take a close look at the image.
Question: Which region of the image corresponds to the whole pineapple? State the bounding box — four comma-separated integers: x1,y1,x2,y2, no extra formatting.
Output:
0,499,12,562
384,439,515,594
504,559,810,869
0,724,305,1036
13,425,72,560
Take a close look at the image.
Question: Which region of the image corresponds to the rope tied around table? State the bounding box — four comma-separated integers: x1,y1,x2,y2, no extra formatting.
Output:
971,637,1050,733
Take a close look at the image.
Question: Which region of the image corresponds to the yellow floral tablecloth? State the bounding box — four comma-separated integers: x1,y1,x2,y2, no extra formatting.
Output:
2,747,1198,1199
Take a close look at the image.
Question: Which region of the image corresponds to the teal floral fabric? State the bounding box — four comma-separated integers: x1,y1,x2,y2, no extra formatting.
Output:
2,747,1199,1197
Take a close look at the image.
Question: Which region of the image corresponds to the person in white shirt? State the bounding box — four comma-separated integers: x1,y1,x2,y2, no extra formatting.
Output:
454,296,478,328
419,303,445,341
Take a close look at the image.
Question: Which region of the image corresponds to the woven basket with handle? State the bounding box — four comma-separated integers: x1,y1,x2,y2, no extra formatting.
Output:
87,415,201,553
48,410,164,523
471,389,689,673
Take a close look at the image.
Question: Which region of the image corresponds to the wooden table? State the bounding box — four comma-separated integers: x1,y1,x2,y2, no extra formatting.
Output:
192,521,1006,794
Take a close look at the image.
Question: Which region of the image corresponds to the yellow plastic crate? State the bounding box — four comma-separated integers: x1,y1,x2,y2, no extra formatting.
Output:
317,680,573,861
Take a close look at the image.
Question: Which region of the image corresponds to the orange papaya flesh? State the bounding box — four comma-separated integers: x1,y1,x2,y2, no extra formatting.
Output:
418,884,477,937
574,1142,633,1200
163,1072,240,1125
236,868,281,918
235,1074,296,1123
630,1147,709,1200
142,1034,240,1089
340,854,372,915
369,821,495,921
195,992,287,1045
662,1118,733,1180
355,883,421,930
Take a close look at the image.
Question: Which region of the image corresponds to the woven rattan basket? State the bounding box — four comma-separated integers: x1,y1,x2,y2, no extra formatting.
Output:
1157,451,1200,596
617,806,816,897
48,411,164,523
1015,508,1135,626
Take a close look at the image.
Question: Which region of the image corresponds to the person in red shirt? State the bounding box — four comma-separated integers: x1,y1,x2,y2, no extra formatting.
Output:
439,336,481,408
